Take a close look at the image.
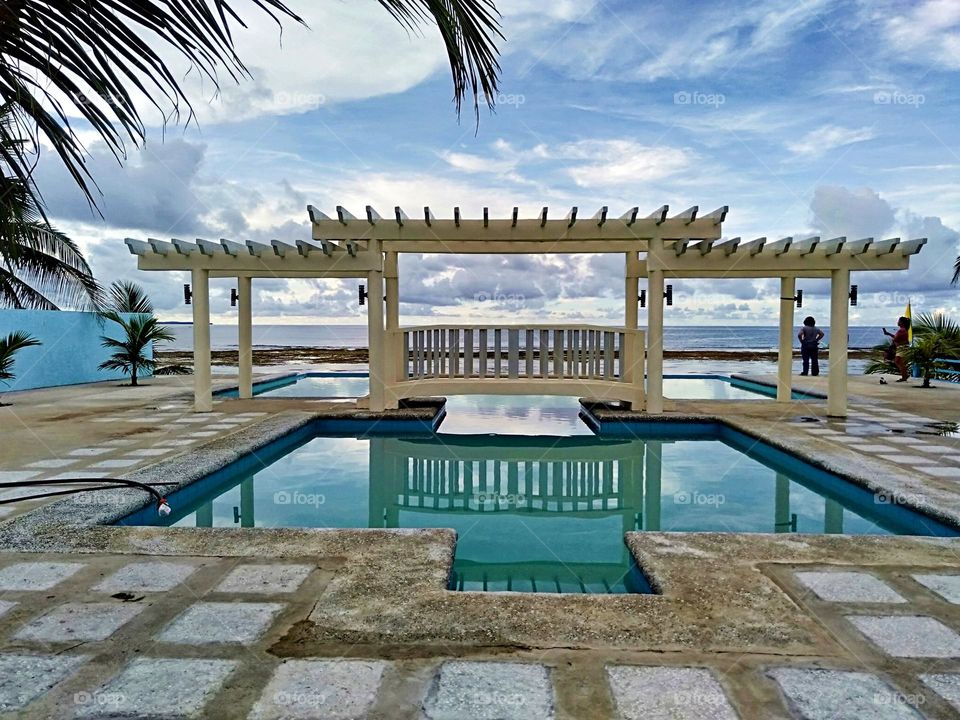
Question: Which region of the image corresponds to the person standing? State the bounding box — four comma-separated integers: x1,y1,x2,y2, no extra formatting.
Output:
883,316,911,382
798,316,824,376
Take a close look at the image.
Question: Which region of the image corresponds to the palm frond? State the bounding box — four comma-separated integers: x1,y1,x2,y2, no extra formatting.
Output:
0,330,40,381
1,0,502,215
953,255,959,286
107,280,153,314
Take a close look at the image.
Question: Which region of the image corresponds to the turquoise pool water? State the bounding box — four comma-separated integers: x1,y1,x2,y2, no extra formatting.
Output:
219,372,815,401
121,396,958,594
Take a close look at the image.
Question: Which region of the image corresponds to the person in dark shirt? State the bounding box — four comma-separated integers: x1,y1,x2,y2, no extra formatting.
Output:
797,316,824,376
882,316,911,382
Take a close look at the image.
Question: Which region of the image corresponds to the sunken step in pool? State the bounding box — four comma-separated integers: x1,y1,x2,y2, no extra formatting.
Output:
119,424,959,595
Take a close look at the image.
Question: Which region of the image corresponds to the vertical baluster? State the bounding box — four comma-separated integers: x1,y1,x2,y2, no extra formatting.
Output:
494,328,502,378
604,332,615,380
592,329,601,378
464,329,474,376
478,328,487,378
426,328,434,378
433,328,441,377
553,329,563,378
508,328,520,378
539,330,548,377
412,331,421,378
618,332,626,380
450,329,460,378
524,329,534,377
403,331,411,380
438,329,446,376
566,330,574,377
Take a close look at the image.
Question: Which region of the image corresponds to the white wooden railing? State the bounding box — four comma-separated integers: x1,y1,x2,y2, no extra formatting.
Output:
383,324,644,408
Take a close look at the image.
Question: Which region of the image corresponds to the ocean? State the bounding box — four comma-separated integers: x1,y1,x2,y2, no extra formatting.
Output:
161,324,888,353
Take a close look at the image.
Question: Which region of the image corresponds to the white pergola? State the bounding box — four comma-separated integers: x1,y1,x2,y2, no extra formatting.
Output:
126,204,925,417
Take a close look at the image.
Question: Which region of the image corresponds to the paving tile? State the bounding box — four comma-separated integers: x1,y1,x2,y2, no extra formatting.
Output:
205,423,241,430
157,602,285,644
76,657,238,719
848,444,900,453
795,571,906,603
768,667,922,719
913,574,960,604
25,459,77,469
14,602,144,642
607,665,735,720
167,439,199,447
0,653,88,713
89,458,141,470
917,466,960,479
215,564,312,594
173,417,209,424
0,485,66,501
884,436,922,444
0,471,40,483
101,439,136,447
424,661,554,720
877,454,938,465
123,448,171,457
189,431,218,438
67,448,112,457
848,615,960,658
0,601,16,618
250,659,386,720
907,445,951,454
93,562,198,593
0,561,85,590
920,673,960,712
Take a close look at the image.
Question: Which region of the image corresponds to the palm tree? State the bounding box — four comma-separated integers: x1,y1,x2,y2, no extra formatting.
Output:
0,106,102,310
106,280,154,315
0,1,502,212
99,313,175,386
0,331,41,403
0,331,40,382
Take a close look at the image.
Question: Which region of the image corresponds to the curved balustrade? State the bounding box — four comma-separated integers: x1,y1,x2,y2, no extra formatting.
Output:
384,324,645,408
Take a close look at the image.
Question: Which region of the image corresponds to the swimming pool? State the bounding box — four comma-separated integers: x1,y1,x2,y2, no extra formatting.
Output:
121,396,958,594
219,372,816,401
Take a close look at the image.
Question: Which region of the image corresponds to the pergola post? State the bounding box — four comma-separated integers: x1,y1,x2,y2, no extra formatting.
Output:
828,268,850,417
191,267,212,412
624,251,641,409
777,276,796,402
238,276,253,400
384,252,400,410
367,263,386,412
646,240,665,414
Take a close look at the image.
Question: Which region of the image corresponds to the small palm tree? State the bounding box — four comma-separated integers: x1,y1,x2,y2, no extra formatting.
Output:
0,331,40,382
106,280,154,314
0,331,41,403
98,313,174,386
867,312,960,387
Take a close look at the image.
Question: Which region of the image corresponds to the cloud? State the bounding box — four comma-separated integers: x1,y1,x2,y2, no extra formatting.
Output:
787,125,876,158
810,186,896,239
883,0,960,70
545,140,694,188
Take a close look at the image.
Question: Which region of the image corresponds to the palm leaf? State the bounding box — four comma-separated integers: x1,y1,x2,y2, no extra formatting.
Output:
107,280,153,314
0,0,501,214
0,330,41,381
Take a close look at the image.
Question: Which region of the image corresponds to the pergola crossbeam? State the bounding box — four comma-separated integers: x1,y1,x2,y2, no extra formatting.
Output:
873,237,900,255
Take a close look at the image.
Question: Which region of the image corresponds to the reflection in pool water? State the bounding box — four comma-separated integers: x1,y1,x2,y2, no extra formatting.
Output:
121,396,957,594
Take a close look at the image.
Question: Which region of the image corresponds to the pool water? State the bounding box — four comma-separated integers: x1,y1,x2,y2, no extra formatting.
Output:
222,372,814,401
122,396,957,595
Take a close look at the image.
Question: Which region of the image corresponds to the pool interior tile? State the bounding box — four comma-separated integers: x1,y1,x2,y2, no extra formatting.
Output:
606,665,736,720
250,659,386,720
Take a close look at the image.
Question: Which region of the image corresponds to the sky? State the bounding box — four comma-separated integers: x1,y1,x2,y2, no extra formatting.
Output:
37,0,960,327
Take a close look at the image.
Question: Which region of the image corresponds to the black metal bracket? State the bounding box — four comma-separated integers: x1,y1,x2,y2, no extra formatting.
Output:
849,284,858,307
780,289,803,308
359,284,368,306
230,288,239,307
183,284,192,305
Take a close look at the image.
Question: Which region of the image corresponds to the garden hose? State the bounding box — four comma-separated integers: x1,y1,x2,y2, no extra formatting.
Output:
0,478,172,516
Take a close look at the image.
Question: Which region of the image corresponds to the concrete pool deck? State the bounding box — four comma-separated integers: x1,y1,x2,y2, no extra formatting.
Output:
2,373,960,718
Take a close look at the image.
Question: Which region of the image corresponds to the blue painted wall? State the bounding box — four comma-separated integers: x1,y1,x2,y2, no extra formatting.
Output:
0,310,154,391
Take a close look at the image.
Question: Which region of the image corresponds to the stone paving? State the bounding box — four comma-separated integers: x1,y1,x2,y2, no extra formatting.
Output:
0,552,959,717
